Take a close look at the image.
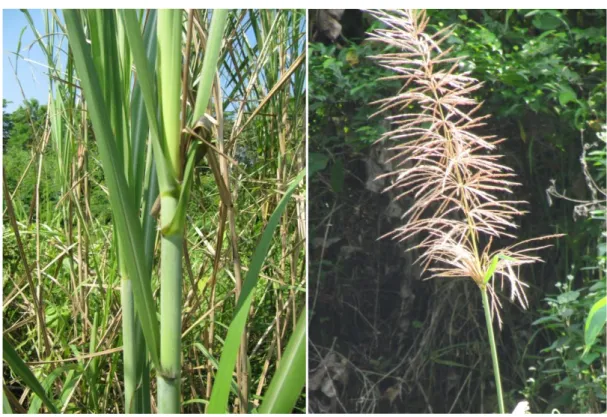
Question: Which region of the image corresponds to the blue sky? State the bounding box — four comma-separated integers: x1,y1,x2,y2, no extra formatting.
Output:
2,10,304,116
2,9,249,115
3,9,49,113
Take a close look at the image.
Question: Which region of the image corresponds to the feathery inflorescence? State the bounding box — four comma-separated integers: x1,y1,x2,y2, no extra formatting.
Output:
367,9,557,326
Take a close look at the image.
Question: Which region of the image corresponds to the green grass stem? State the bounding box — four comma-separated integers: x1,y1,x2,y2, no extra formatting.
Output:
481,289,506,414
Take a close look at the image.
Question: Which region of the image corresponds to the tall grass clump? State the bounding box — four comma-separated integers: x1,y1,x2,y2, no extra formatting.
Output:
3,9,305,414
367,9,560,413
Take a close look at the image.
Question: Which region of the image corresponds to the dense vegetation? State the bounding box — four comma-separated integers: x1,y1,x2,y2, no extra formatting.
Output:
3,9,306,413
309,9,605,414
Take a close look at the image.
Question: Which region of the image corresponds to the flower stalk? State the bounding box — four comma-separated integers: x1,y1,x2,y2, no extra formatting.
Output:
481,288,505,414
368,9,561,413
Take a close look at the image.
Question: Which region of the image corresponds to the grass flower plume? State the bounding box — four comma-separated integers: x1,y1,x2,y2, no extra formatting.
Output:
367,9,558,327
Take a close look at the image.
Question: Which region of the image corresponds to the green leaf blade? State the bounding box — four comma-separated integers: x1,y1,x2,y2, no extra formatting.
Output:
584,295,606,355
63,9,161,370
2,337,58,414
207,169,305,413
258,311,306,414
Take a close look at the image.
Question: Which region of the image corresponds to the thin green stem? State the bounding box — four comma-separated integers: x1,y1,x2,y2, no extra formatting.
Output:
121,272,137,413
157,9,182,175
158,197,183,413
156,9,184,413
481,288,505,413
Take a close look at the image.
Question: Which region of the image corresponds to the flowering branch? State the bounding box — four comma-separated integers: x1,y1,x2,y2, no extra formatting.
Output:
367,9,561,328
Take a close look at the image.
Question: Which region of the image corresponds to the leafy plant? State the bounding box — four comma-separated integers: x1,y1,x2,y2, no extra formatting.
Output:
428,9,606,132
527,274,606,413
527,125,606,413
309,42,394,150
